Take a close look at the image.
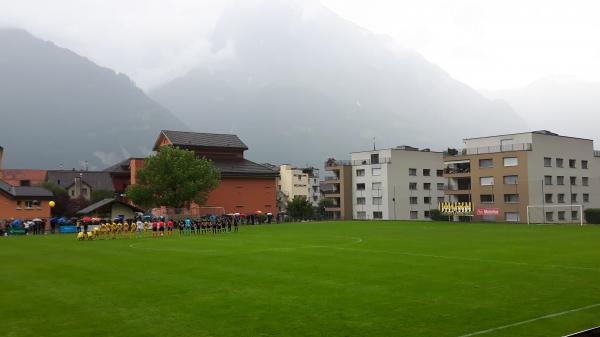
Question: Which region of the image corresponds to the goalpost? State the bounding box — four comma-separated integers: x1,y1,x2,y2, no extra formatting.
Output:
526,205,583,226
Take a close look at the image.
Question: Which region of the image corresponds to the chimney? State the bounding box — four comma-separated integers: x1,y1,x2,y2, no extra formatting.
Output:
0,145,4,179
74,174,82,198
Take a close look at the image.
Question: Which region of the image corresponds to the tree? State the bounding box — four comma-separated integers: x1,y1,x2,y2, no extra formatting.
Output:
126,146,220,209
286,196,314,219
38,181,69,217
91,189,115,203
316,198,334,219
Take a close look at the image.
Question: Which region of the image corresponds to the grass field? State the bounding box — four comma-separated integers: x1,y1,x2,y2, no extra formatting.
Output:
2,221,600,337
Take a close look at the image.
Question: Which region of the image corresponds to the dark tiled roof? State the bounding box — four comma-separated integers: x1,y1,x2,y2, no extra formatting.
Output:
77,198,144,215
161,130,248,150
47,171,115,191
212,159,278,178
102,158,131,173
0,179,53,198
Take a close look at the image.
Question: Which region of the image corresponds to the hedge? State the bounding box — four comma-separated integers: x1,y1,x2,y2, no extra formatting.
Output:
584,208,600,224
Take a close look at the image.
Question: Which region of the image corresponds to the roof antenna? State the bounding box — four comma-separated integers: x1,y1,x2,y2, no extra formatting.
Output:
373,137,376,151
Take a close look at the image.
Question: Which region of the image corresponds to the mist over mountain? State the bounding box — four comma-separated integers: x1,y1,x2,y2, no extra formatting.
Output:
483,77,600,143
150,0,524,166
0,29,186,170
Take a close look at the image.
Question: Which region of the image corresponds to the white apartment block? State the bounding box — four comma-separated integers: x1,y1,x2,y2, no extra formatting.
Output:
351,146,445,220
279,165,321,206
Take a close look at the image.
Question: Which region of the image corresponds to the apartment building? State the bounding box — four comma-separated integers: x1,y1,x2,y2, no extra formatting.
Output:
443,130,600,223
323,158,353,220
351,146,445,220
278,164,309,201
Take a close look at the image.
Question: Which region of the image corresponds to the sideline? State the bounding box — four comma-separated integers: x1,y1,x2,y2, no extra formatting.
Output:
456,303,600,337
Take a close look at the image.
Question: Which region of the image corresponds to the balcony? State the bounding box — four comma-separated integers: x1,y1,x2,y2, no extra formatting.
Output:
445,143,532,157
352,157,392,166
594,150,600,157
322,190,341,195
325,159,352,167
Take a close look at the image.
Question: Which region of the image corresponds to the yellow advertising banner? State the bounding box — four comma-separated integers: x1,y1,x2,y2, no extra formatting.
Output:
438,202,474,216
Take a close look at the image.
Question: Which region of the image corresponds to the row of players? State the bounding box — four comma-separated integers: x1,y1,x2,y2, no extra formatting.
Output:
77,217,240,240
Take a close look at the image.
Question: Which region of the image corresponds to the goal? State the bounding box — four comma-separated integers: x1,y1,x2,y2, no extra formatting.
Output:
526,205,583,225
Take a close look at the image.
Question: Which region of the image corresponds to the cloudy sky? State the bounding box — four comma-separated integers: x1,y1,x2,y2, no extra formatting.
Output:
2,0,600,90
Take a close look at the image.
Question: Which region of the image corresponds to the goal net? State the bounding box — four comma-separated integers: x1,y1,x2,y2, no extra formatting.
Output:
526,205,583,225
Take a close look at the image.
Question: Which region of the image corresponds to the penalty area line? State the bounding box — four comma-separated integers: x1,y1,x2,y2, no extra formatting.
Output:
457,303,600,337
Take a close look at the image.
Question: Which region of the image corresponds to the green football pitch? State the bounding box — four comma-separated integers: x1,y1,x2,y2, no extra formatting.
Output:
2,221,600,337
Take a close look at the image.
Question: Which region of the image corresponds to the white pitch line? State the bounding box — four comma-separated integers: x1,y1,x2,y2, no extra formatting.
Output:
457,303,600,337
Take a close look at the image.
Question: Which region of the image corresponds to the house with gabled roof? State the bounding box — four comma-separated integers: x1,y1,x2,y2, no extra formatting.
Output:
132,130,279,216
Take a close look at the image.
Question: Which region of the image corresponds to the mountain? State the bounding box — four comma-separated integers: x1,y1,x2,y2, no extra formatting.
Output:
0,29,186,170
150,0,524,166
483,77,600,143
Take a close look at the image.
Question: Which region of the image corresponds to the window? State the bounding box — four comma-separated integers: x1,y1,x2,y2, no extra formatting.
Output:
544,175,553,185
546,212,554,222
437,197,445,203
436,169,444,177
356,197,366,205
583,177,589,186
479,159,493,168
409,196,418,204
424,197,431,204
356,183,365,190
504,194,519,203
356,211,366,219
372,168,381,176
16,201,23,209
373,211,383,219
423,169,431,176
297,175,302,181
572,210,579,220
480,176,495,186
372,182,382,190
82,188,88,196
356,169,365,177
19,180,30,187
71,190,75,197
544,157,552,167
569,159,576,168
570,176,577,186
437,183,445,190
503,175,518,185
409,182,417,190
370,153,380,164
582,160,589,169
556,158,564,168
409,168,417,176
503,157,518,167
424,210,431,218
545,194,553,203
423,183,431,190
571,193,578,203
410,211,418,219
583,193,590,203
372,197,383,205
24,200,41,209
480,194,495,203
557,176,565,185
558,194,565,203
558,211,566,221
505,212,520,222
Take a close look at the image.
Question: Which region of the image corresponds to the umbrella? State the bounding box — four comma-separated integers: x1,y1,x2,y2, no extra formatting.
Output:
266,213,272,216
32,218,43,222
234,213,240,216
82,217,92,222
11,219,22,227
255,210,263,214
240,213,247,217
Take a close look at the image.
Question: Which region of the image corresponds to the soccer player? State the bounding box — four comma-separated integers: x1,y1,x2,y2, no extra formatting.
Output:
167,219,174,236
136,219,144,238
184,217,191,236
178,220,184,236
234,217,239,233
158,219,165,237
151,219,158,237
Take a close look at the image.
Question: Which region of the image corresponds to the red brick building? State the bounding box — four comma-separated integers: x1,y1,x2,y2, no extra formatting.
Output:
0,146,53,221
132,130,278,216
